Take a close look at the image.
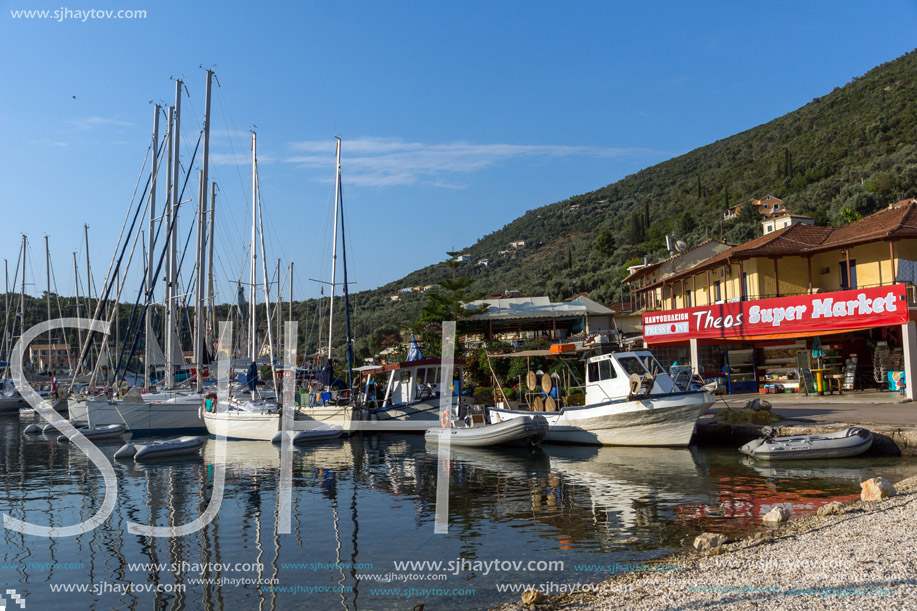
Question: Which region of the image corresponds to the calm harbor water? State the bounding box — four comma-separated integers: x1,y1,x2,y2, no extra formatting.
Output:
2,412,916,610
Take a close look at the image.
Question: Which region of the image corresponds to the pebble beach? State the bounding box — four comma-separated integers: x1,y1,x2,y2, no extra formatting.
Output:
495,475,917,611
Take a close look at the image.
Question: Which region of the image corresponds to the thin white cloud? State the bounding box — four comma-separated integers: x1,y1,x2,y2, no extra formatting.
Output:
70,116,135,131
210,152,277,166
282,137,667,187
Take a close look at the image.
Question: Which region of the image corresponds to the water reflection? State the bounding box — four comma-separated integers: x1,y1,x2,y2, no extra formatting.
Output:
2,414,917,610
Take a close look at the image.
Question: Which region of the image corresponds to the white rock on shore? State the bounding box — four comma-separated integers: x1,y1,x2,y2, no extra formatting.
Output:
761,505,790,523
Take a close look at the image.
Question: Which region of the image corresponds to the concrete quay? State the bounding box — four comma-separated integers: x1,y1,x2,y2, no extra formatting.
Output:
697,389,917,455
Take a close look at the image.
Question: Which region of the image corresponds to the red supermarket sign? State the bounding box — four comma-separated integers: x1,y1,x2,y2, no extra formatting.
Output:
642,284,908,343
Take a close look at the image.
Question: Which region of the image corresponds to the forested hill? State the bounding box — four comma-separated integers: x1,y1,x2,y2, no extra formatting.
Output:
335,48,917,356
18,50,915,362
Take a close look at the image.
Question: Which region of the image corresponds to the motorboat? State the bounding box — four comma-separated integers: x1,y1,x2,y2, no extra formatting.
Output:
739,426,874,460
114,435,206,460
488,350,714,446
333,357,473,433
425,414,548,448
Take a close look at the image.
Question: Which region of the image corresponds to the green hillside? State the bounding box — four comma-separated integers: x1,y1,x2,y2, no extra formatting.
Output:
337,49,917,357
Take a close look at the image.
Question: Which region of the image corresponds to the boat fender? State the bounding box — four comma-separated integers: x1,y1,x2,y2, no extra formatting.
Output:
42,422,59,434
23,423,42,434
202,392,218,412
114,443,137,459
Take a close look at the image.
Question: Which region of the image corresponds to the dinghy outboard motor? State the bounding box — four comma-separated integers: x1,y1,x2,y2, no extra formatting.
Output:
761,426,776,440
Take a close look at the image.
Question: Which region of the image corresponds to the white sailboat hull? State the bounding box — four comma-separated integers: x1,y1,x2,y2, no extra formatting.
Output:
69,397,206,437
489,391,714,446
203,410,279,441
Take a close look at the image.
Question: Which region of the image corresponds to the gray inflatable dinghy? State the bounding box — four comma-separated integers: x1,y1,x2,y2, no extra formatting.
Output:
739,426,873,461
57,423,128,443
425,414,548,448
115,436,206,460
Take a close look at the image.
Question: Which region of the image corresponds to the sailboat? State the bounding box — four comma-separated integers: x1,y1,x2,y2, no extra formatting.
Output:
71,74,217,435
202,131,287,441
0,237,40,414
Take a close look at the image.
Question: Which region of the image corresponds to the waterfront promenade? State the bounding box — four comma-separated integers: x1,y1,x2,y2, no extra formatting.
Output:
713,389,917,427
695,389,917,456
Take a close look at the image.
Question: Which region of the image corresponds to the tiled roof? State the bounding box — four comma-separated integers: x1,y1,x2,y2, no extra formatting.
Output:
820,202,917,247
641,202,917,287
623,238,731,283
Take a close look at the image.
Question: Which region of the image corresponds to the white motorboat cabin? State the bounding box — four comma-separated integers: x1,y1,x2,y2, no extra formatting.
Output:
584,351,678,404
362,358,464,408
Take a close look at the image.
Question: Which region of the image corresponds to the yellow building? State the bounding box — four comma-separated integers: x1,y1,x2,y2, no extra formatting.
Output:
627,200,917,398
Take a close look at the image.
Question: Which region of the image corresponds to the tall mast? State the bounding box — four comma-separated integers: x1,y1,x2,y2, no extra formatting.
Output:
19,235,26,351
84,224,92,325
163,106,173,377
288,261,293,364
258,190,275,381
114,268,119,382
276,258,281,356
250,131,257,364
195,69,213,394
327,137,341,365
338,163,354,391
166,78,182,390
207,181,217,345
73,253,82,375
2,259,9,378
45,236,52,373
83,225,93,371
145,104,160,390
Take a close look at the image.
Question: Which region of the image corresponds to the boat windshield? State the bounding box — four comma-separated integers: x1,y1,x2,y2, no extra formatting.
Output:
616,356,647,377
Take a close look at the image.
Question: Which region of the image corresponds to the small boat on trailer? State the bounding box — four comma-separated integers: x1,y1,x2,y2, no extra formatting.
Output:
115,436,206,460
739,426,874,461
272,425,344,445
425,414,549,448
57,423,127,442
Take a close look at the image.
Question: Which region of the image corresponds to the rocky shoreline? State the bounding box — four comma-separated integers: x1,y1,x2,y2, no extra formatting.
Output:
493,475,917,611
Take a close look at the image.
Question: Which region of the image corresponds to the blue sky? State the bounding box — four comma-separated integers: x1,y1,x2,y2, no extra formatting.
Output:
2,1,917,305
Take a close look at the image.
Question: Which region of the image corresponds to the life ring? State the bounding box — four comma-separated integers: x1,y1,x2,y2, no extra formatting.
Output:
440,410,451,428
202,392,218,412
